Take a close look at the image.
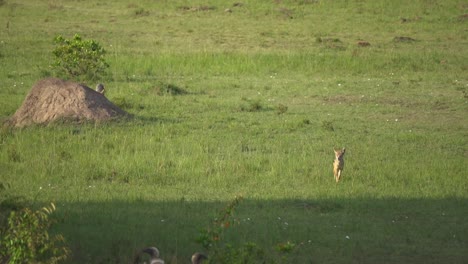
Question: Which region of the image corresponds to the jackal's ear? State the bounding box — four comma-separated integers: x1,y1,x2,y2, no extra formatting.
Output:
342,148,346,152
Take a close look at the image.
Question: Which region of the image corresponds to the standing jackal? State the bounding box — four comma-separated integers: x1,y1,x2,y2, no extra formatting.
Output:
333,148,345,182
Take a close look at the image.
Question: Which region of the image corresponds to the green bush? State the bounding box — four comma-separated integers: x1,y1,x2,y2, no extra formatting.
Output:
0,203,70,264
52,34,109,82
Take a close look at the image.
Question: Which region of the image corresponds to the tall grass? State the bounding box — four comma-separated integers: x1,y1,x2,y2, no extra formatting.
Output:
110,49,463,80
1,0,467,263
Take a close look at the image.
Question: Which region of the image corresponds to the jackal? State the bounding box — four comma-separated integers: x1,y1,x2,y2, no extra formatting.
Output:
333,148,345,182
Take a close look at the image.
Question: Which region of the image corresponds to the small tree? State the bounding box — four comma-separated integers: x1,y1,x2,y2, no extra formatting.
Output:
52,34,109,82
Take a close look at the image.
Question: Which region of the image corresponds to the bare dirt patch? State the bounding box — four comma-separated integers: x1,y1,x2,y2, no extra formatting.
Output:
7,78,129,127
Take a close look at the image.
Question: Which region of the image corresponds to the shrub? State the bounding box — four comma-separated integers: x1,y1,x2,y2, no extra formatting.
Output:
197,196,243,251
135,8,150,16
276,103,288,115
52,34,109,82
0,203,70,264
321,120,335,131
152,82,187,96
240,99,263,112
196,196,296,263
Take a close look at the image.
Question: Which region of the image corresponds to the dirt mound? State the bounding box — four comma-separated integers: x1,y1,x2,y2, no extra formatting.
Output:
8,78,129,127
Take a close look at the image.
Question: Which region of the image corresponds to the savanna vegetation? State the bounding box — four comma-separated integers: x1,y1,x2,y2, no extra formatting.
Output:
0,0,467,263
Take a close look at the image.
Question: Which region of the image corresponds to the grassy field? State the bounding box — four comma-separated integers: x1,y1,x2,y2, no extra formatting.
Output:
1,0,467,263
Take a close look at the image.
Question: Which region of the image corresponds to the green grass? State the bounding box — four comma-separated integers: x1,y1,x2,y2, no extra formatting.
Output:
1,0,467,263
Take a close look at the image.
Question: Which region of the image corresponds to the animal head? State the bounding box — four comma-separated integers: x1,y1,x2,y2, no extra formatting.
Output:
142,247,160,258
191,252,208,264
334,148,346,160
95,83,105,94
138,247,164,264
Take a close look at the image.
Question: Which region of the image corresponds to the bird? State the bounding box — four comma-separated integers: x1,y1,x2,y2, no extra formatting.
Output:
135,247,164,264
191,252,208,264
95,83,105,95
134,247,207,264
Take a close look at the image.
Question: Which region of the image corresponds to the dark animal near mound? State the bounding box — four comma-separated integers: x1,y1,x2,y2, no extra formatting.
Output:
7,78,129,127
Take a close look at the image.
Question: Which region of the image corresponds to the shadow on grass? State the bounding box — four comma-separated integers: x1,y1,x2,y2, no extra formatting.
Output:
42,197,468,264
